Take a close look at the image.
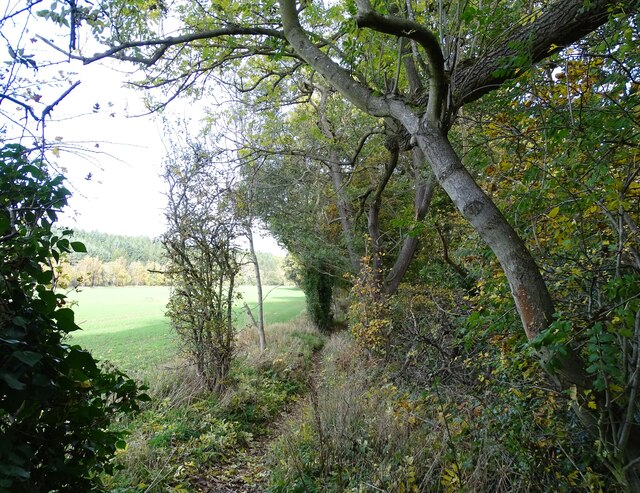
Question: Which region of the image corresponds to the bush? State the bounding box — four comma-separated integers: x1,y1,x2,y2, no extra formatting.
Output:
300,263,335,333
268,331,616,492
0,144,148,492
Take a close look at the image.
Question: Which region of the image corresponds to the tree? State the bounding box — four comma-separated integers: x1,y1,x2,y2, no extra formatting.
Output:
225,112,270,352
0,143,147,491
244,224,267,351
75,255,104,287
162,136,243,392
34,0,640,483
454,19,640,483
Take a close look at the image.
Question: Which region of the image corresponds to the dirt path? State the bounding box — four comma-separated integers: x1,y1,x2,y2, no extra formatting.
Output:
191,349,324,492
191,438,271,492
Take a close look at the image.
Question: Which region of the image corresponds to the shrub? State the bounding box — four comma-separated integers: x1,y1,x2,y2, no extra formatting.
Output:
268,331,616,492
162,144,242,392
0,144,148,492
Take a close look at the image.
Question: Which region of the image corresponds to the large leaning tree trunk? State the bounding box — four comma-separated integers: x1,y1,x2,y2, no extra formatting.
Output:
279,0,640,483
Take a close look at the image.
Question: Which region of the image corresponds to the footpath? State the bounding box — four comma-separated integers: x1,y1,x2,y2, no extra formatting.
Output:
192,345,325,493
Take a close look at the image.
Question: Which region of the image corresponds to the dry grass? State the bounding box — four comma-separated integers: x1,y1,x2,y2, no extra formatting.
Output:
267,332,605,493
236,314,317,361
270,333,453,491
104,316,325,492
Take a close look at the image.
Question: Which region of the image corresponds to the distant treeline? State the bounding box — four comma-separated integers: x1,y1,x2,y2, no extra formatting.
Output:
56,229,286,288
64,229,165,263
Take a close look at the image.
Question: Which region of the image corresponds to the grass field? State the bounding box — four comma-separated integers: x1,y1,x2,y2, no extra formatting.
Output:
67,285,305,374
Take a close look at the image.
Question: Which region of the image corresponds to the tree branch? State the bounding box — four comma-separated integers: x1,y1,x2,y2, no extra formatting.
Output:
354,0,445,122
0,93,38,121
38,26,286,66
41,81,81,120
0,81,80,123
452,0,635,111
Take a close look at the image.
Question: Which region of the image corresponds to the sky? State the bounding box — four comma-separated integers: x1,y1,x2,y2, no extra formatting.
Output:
51,62,169,239
3,11,284,254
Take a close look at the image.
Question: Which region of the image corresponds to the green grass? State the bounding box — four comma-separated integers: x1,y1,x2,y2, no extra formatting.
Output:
238,285,307,325
67,285,305,374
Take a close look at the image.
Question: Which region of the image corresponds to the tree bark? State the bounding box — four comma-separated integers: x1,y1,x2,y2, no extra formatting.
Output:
367,147,398,287
314,85,361,271
451,0,635,111
279,0,591,387
385,147,435,295
246,225,266,352
330,158,360,271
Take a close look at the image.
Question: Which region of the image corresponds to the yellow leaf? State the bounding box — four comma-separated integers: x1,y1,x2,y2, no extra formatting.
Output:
588,400,597,410
52,146,60,158
548,206,560,218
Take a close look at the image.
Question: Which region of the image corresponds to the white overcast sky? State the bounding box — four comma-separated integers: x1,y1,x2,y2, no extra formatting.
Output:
3,13,284,254
51,62,169,239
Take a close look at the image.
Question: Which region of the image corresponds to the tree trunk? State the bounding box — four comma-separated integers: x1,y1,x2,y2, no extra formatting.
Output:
246,225,266,352
405,117,588,387
314,85,361,271
330,157,360,271
367,147,398,287
385,147,435,295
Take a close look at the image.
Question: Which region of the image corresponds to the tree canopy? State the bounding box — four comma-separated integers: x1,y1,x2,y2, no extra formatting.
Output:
3,0,640,488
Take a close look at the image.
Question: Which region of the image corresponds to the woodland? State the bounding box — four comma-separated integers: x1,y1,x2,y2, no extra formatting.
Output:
51,229,286,287
1,0,640,492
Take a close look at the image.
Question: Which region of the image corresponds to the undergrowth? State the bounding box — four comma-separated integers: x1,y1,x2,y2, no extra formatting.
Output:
103,317,324,492
268,307,618,492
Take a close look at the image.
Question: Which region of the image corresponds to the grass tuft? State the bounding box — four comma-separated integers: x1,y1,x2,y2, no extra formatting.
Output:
103,316,325,492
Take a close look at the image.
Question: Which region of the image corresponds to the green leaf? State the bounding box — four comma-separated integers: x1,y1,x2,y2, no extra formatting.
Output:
56,238,70,252
65,347,97,373
1,372,26,390
13,351,43,367
53,308,79,332
586,364,599,374
599,332,615,343
37,289,57,311
0,463,30,479
0,214,10,233
71,241,87,253
36,269,54,284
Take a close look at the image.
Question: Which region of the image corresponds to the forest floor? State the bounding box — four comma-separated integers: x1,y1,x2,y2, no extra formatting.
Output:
102,319,324,492
191,439,271,492
192,348,324,493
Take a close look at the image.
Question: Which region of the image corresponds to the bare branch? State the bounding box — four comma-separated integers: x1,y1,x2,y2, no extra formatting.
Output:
0,93,38,121
41,81,81,120
40,26,285,66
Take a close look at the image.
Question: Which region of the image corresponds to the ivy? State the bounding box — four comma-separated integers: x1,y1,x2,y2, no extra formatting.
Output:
0,144,148,492
300,262,335,334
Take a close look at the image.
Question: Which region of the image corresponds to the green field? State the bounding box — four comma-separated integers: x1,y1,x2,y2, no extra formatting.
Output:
68,285,305,373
